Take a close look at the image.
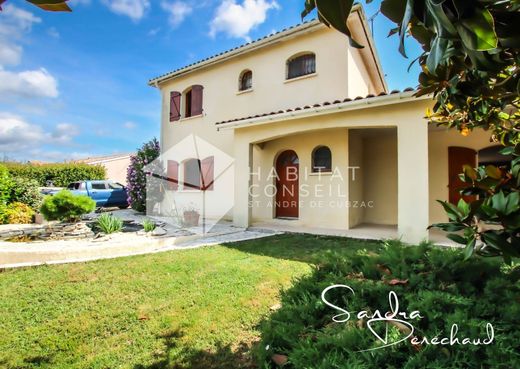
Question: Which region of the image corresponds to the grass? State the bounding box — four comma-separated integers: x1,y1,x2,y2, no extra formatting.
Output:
0,234,381,369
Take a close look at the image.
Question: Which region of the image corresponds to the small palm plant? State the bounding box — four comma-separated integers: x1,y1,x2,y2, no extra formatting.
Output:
96,213,123,234
142,219,156,233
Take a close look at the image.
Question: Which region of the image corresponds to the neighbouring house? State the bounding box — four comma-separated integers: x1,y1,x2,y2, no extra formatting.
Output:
75,154,132,185
149,5,499,243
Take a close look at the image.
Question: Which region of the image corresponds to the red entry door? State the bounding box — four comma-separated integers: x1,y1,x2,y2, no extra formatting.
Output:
448,146,477,204
276,150,299,218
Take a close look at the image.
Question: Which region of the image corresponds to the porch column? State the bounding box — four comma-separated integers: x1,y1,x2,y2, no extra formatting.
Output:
233,138,253,228
397,120,429,244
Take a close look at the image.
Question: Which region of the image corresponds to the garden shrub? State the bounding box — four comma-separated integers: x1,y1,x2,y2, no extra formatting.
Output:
142,219,156,232
126,138,161,213
95,213,123,234
257,241,520,368
3,162,105,187
2,202,35,224
40,190,96,222
9,177,43,210
0,164,13,205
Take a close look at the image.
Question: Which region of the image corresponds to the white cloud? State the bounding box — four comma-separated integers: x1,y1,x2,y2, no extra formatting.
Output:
0,68,59,99
209,0,279,39
0,43,22,66
0,4,41,37
0,114,78,154
0,4,41,68
47,27,60,39
161,1,193,27
26,149,97,162
52,123,81,142
148,27,160,36
69,0,92,5
123,121,137,129
101,0,150,21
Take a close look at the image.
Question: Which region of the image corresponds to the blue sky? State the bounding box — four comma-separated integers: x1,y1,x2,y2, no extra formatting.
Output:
0,0,423,162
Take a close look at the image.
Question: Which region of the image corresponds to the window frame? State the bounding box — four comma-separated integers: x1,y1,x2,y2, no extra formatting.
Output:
286,52,316,80
183,158,201,191
239,70,253,91
311,146,332,173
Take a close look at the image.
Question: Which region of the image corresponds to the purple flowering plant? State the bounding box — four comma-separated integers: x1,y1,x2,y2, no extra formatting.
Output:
126,138,161,213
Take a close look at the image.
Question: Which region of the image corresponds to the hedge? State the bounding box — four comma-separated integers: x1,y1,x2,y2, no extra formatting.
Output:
3,162,106,187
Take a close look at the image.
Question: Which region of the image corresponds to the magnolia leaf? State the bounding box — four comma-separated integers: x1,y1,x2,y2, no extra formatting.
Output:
437,200,463,221
463,238,476,260
456,9,498,51
485,165,502,180
26,0,71,11
447,233,466,245
314,0,363,48
301,0,315,19
398,0,414,58
426,37,450,73
380,0,406,25
463,164,477,180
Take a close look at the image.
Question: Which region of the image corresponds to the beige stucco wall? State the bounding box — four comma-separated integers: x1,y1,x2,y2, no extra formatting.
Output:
348,130,364,227
232,97,432,243
428,128,494,223
88,157,130,185
158,24,383,160
362,131,398,225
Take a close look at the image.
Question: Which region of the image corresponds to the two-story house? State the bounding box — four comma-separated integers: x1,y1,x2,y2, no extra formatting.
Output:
149,5,497,243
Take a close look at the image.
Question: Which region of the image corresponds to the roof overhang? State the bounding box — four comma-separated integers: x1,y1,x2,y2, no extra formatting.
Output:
148,19,324,87
148,4,378,88
216,90,432,130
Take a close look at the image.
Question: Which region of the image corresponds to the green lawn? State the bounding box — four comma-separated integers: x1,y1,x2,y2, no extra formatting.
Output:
0,234,381,369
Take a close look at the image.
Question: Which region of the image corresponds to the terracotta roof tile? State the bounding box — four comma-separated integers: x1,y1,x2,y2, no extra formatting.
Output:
149,19,318,85
215,89,418,126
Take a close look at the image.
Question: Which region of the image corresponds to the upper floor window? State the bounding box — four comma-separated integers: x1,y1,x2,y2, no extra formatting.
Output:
312,146,331,172
170,85,204,122
239,70,253,91
287,53,316,80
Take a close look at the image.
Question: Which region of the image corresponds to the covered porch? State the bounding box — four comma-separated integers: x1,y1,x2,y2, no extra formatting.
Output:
220,92,432,244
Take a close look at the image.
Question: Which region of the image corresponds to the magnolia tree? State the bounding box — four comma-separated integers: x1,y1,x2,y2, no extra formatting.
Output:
126,138,161,213
303,0,519,262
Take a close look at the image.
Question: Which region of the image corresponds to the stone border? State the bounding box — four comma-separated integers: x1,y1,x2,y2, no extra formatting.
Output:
0,227,257,269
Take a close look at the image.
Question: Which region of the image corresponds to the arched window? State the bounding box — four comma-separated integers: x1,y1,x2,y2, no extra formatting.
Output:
287,53,316,80
182,85,203,118
239,70,252,91
312,146,331,172
184,158,201,190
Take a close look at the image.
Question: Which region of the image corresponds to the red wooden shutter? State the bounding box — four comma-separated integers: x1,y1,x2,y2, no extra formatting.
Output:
166,160,179,190
201,156,214,191
191,85,203,116
169,91,181,122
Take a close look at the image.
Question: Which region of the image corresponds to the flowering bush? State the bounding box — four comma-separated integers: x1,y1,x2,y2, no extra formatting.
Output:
126,138,161,213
